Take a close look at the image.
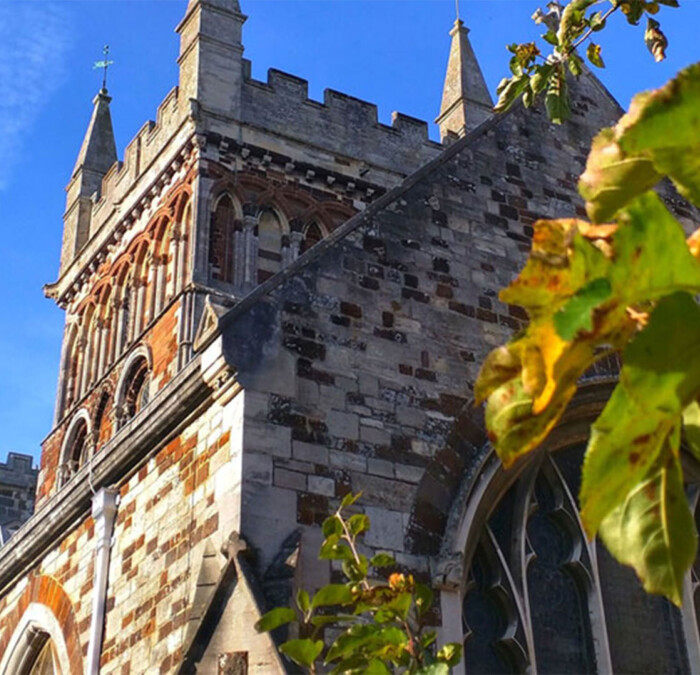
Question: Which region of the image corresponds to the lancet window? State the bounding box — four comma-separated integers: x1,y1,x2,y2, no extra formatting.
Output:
257,208,284,282
117,355,151,428
301,221,324,254
58,415,90,486
56,192,191,427
209,194,238,283
460,444,699,674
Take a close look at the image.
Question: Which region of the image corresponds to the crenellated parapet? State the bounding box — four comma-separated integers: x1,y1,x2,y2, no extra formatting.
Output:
239,64,441,178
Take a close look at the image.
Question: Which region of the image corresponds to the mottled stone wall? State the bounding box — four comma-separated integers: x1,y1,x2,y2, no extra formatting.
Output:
0,387,271,674
224,74,649,586
38,300,184,506
0,453,37,538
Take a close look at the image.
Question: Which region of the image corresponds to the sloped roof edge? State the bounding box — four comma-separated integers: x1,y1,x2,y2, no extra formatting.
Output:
205,67,624,351
204,108,511,351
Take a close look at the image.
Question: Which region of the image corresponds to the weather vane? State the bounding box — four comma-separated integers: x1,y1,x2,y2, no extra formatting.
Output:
93,45,114,91
456,0,460,20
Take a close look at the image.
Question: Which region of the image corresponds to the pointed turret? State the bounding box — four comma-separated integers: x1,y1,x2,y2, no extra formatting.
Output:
72,89,117,177
177,0,247,118
436,18,493,141
60,89,118,273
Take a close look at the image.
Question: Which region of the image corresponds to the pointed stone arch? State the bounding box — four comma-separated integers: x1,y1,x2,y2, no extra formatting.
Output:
0,576,83,675
58,408,92,487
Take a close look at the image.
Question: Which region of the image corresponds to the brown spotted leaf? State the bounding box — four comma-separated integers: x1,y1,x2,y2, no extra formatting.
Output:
581,292,700,537
599,442,696,606
580,63,700,221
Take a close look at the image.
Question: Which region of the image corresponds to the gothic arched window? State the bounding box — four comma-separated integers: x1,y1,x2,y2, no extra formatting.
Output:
118,356,151,427
59,416,89,486
257,208,284,282
459,443,698,675
301,221,324,254
209,194,237,283
93,390,112,452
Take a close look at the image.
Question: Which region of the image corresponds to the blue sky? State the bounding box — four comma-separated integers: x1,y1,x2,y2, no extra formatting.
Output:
0,0,698,464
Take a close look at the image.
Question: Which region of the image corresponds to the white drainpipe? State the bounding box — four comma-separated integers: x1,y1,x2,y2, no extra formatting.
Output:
86,488,119,675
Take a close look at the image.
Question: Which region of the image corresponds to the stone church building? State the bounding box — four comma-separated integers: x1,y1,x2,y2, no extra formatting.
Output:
1,0,699,672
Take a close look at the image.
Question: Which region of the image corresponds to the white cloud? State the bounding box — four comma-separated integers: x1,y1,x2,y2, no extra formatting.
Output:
0,3,71,191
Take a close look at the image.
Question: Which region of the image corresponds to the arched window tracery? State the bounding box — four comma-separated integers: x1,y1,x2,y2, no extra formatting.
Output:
300,221,324,254
209,193,238,284
116,353,151,429
59,415,90,486
257,207,284,282
458,442,699,675
93,389,112,452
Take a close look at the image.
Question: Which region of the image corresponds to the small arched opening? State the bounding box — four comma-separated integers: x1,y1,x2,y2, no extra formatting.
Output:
209,193,238,284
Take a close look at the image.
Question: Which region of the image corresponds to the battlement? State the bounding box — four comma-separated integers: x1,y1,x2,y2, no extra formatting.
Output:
240,64,441,176
0,453,36,492
92,87,185,232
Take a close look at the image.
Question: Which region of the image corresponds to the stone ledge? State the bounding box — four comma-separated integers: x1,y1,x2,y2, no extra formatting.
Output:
0,352,221,595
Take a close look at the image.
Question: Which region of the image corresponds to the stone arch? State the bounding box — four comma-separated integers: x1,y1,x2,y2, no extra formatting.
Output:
92,384,114,452
114,345,153,428
256,204,289,282
416,365,700,674
0,576,83,674
209,191,242,284
58,409,92,487
58,321,81,420
406,356,622,557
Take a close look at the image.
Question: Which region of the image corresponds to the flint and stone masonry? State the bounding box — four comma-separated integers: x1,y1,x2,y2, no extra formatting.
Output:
2,1,700,673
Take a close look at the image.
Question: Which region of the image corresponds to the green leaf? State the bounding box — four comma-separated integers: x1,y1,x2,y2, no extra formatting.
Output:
494,76,528,114
599,447,697,606
586,42,605,68
310,613,358,628
279,639,324,668
682,400,700,462
370,553,395,568
416,665,450,675
296,589,310,614
340,491,362,509
579,128,661,223
558,0,596,44
589,11,607,31
421,631,438,648
545,64,571,124
342,555,369,582
311,584,354,609
375,592,413,623
255,606,296,633
531,64,554,94
414,582,434,617
657,0,680,6
542,29,559,45
326,624,407,663
437,642,463,667
347,513,370,537
322,515,343,538
553,277,612,340
567,52,584,77
581,292,700,535
319,538,355,561
485,376,576,467
366,660,392,675
611,193,700,301
580,64,700,220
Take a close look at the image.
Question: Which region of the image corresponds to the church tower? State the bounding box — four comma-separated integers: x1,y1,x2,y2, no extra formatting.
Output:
4,2,696,673
16,4,683,674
